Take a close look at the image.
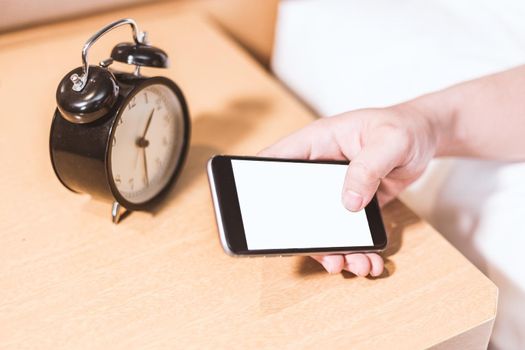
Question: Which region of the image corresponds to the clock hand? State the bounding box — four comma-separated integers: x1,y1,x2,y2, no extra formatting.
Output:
137,109,153,186
142,147,149,186
141,109,155,139
136,109,153,148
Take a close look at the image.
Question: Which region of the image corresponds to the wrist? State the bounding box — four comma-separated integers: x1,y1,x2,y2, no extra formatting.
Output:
402,88,460,157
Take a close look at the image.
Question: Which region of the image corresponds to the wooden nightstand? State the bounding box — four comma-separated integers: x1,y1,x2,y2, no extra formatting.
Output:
0,3,496,349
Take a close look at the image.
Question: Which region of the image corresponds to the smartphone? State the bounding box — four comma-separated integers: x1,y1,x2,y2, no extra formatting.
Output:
207,155,387,256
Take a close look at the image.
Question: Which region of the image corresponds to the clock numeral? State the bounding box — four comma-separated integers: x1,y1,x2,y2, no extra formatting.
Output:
115,175,121,184
112,136,116,147
155,157,162,168
144,92,149,104
155,97,163,111
128,178,134,190
163,114,171,124
128,96,137,110
162,136,169,146
117,117,124,125
142,175,148,186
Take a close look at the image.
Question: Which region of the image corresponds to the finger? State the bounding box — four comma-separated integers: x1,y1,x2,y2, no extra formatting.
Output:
366,253,384,277
344,253,371,277
311,255,345,274
258,120,343,160
342,129,409,211
376,189,393,207
257,126,315,159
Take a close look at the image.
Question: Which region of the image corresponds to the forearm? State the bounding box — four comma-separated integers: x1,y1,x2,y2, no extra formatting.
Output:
406,65,525,160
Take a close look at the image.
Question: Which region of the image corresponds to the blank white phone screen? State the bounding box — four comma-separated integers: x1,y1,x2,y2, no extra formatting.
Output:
231,160,374,250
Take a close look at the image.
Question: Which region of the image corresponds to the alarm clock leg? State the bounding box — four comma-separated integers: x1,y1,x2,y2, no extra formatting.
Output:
111,201,126,224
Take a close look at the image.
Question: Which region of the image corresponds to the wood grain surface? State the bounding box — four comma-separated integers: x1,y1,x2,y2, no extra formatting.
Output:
0,4,497,349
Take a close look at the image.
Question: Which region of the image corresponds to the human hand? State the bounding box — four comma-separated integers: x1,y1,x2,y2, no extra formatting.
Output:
258,104,439,276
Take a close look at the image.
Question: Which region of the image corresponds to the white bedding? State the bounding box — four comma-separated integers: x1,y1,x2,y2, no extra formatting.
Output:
272,1,525,348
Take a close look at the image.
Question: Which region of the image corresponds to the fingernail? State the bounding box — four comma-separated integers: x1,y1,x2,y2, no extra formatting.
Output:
347,265,362,277
350,266,365,277
344,191,363,211
324,261,337,274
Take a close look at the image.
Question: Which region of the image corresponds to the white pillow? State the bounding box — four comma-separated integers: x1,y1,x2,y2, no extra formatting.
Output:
272,1,525,348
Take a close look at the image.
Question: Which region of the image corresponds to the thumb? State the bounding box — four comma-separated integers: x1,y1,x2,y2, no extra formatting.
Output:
342,136,407,211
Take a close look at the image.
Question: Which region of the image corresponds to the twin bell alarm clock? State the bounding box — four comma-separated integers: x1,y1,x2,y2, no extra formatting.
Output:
50,18,190,223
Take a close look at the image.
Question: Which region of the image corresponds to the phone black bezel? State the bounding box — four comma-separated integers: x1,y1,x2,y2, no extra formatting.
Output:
209,155,388,256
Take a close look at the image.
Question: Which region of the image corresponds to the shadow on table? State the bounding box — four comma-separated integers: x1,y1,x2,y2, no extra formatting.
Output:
150,96,272,214
295,199,421,279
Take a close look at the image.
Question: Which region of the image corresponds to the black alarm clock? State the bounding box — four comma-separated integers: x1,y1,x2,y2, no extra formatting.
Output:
50,18,190,223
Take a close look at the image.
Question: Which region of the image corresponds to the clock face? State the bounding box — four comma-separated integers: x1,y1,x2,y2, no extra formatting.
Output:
109,83,186,205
